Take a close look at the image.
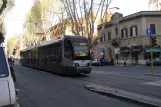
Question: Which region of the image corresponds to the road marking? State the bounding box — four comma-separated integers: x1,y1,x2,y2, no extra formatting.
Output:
141,80,161,87
85,83,161,107
92,71,120,75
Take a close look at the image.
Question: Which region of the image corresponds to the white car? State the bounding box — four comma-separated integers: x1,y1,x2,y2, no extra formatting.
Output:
0,46,19,107
92,58,101,66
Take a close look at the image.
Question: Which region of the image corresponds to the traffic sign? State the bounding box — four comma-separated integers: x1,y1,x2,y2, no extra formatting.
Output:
146,28,152,36
100,48,104,52
100,48,104,55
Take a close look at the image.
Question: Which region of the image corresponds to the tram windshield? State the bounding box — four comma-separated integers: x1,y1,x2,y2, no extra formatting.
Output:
72,42,90,60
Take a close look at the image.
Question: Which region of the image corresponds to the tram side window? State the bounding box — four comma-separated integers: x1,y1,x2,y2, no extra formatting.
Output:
64,40,73,60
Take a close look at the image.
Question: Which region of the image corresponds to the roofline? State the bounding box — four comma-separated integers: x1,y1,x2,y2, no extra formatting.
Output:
97,11,161,30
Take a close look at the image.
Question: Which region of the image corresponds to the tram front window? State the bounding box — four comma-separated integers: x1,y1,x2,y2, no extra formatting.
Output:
73,45,90,60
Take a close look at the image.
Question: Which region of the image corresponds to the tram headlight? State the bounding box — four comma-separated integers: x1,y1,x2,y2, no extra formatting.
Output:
75,63,79,67
86,63,91,66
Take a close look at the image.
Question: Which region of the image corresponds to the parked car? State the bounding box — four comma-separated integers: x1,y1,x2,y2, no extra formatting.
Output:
146,58,161,66
102,59,111,65
0,46,19,107
92,58,101,66
92,58,111,66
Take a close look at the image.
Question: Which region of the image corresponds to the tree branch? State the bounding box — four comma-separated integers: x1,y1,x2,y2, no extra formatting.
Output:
0,0,7,15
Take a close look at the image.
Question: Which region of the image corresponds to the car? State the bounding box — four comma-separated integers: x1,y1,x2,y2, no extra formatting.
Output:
146,58,161,66
102,59,111,65
92,58,112,66
0,46,19,107
92,58,101,66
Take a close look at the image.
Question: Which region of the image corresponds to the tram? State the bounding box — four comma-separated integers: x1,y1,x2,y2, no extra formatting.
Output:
20,35,91,75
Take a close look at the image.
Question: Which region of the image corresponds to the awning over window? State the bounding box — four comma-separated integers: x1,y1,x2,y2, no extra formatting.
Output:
145,48,161,52
119,50,129,53
132,49,142,52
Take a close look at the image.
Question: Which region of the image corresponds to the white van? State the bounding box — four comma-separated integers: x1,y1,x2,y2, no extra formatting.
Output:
0,46,19,107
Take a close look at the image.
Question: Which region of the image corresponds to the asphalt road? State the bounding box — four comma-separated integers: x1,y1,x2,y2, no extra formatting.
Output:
13,65,143,107
88,66,161,99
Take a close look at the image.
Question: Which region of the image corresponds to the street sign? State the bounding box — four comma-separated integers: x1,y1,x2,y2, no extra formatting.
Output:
146,28,152,36
100,48,104,55
100,48,104,52
145,28,155,73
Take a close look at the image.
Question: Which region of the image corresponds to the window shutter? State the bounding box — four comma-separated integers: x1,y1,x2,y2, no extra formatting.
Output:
130,27,133,36
135,26,138,36
126,28,128,37
121,29,123,38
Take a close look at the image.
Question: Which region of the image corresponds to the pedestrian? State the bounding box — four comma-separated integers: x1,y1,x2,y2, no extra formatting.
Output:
100,57,103,66
111,57,114,66
133,57,136,66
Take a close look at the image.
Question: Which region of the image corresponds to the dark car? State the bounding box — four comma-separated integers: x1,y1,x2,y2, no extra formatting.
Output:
146,58,161,66
102,59,111,65
92,59,111,66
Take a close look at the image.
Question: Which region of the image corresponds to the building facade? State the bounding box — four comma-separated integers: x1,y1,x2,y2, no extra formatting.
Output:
95,11,161,64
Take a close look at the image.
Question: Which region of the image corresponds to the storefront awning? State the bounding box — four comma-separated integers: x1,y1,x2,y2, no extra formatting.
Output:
132,49,142,52
145,48,161,52
119,50,129,53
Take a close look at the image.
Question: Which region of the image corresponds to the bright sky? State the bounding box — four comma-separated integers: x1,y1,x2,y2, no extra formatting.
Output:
109,0,149,16
4,0,33,44
4,0,149,44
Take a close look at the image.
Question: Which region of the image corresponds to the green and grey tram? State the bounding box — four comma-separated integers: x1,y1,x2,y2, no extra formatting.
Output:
20,35,91,75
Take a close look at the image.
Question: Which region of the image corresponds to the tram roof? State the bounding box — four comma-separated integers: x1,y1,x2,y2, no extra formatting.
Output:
20,35,87,52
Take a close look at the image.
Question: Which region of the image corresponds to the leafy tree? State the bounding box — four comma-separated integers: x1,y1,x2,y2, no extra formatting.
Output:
23,0,59,46
0,32,4,45
0,0,14,42
6,34,21,55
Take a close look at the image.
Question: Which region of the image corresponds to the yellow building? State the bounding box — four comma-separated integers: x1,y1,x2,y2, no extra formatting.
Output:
96,11,161,64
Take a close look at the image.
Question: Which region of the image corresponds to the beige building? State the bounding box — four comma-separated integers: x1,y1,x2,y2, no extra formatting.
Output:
95,11,161,64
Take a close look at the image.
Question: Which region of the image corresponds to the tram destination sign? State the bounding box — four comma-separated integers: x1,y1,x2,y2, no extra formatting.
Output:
72,41,88,46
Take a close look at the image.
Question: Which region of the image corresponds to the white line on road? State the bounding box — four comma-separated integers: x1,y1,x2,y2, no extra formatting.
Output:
141,80,161,87
92,71,120,75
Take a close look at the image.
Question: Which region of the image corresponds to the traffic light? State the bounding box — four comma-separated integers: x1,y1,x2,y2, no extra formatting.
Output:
151,36,157,47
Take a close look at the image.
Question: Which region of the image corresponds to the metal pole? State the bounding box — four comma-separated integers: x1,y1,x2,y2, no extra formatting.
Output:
150,47,154,74
130,52,132,65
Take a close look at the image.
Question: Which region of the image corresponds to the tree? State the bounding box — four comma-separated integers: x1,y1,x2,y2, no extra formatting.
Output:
61,0,112,47
23,0,60,46
111,38,120,48
0,0,7,15
0,0,14,36
7,34,21,56
0,32,4,45
23,0,43,46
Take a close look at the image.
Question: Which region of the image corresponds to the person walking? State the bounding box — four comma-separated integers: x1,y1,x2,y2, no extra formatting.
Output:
100,56,104,66
111,57,114,66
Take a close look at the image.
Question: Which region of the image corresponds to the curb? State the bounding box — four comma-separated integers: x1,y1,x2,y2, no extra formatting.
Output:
85,84,161,107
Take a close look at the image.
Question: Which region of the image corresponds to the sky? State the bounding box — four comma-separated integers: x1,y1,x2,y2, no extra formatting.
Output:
4,0,33,44
4,0,149,44
109,0,149,16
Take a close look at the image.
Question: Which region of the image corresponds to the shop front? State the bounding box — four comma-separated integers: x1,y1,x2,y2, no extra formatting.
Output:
144,46,161,60
119,45,143,64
